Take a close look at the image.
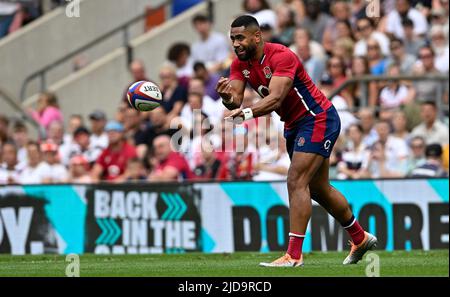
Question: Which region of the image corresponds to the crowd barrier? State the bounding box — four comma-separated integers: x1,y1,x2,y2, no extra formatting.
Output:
0,179,448,255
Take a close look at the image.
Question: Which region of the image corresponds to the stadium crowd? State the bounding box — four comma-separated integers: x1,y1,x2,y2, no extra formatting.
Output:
0,0,449,185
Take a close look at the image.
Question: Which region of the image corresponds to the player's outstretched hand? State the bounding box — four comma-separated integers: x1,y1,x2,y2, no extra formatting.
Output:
216,77,233,101
224,108,244,124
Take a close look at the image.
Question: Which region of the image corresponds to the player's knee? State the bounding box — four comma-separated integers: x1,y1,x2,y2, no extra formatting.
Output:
287,174,308,192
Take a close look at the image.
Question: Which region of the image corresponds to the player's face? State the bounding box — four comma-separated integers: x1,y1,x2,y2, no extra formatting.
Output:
230,26,259,61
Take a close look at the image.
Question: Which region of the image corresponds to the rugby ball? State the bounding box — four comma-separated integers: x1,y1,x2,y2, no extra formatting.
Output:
127,81,163,111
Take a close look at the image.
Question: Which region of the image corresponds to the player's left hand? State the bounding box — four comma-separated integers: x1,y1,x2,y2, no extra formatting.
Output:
224,108,244,124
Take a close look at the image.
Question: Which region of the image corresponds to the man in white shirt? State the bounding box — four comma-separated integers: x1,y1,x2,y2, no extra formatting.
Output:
40,141,69,183
190,14,230,72
89,110,109,153
19,142,52,184
0,142,23,184
385,0,428,40
411,101,449,145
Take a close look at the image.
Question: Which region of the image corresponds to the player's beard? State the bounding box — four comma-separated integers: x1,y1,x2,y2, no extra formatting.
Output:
235,43,257,61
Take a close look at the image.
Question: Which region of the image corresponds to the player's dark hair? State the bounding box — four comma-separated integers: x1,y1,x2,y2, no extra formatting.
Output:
167,43,191,62
231,15,260,29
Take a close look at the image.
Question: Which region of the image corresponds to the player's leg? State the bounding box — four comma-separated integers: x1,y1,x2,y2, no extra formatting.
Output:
309,158,378,264
259,152,324,267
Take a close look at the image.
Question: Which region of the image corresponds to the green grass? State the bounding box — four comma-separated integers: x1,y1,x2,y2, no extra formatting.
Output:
0,250,447,277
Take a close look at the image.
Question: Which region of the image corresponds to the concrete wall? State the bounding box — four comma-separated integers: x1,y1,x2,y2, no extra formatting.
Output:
0,0,165,102
24,0,245,125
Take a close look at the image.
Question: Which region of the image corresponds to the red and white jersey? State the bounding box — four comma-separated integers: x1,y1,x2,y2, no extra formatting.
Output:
230,42,332,129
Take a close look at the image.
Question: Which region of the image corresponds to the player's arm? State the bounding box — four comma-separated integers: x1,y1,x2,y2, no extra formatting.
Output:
216,77,245,110
226,76,292,121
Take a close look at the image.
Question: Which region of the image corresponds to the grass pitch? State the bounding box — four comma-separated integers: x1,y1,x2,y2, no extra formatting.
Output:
0,250,447,277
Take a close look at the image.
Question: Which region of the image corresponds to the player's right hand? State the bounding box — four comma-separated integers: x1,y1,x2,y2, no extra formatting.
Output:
216,77,233,101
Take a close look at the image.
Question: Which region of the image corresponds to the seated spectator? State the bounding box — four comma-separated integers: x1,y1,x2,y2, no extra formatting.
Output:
190,14,230,73
11,121,29,168
401,18,426,56
91,121,137,182
88,110,109,152
411,101,449,145
337,124,370,180
332,37,354,70
410,143,448,177
361,141,405,178
385,0,428,40
64,114,84,145
62,126,100,166
379,64,416,111
429,24,449,73
274,3,296,46
366,39,388,75
40,141,69,183
391,110,411,142
290,27,327,62
27,92,63,136
322,0,351,54
348,56,379,107
406,136,427,174
122,60,152,104
123,107,152,148
357,108,379,147
148,135,193,181
116,157,147,182
296,42,325,84
354,17,390,57
298,0,330,43
167,42,193,80
158,64,188,121
68,155,92,184
386,38,416,74
192,142,223,180
325,56,353,107
0,142,22,184
19,141,52,184
413,46,445,103
147,107,181,147
253,133,289,181
260,23,284,45
243,0,277,29
193,61,221,101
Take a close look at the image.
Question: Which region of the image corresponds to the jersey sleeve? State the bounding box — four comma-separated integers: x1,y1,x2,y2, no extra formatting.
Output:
271,49,299,80
229,58,245,82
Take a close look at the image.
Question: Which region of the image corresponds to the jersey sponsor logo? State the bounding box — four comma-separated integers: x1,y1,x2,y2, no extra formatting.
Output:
242,69,250,78
324,140,331,151
263,66,272,79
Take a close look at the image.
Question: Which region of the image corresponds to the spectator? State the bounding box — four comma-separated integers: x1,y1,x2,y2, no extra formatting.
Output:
325,56,353,107
412,46,445,103
354,17,390,57
253,133,289,181
332,37,355,70
296,42,325,84
0,142,22,184
385,0,428,40
274,3,296,46
186,77,222,126
158,64,188,121
337,124,370,180
123,107,152,150
68,155,92,184
290,27,327,62
148,135,193,181
64,114,84,145
335,20,355,42
392,110,411,142
362,140,405,178
40,141,69,183
193,61,221,101
298,0,331,43
411,101,449,145
401,18,427,56
379,64,416,111
357,108,379,147
190,14,230,73
348,56,379,107
243,0,277,29
167,42,193,80
88,110,109,153
0,1,18,38
28,92,63,135
386,38,416,74
11,121,29,168
147,107,181,148
406,135,427,174
366,39,388,75
19,141,52,184
122,60,152,104
91,121,137,182
410,143,448,177
260,23,284,45
192,142,223,180
116,157,147,182
429,24,449,73
322,0,351,54
63,126,100,166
